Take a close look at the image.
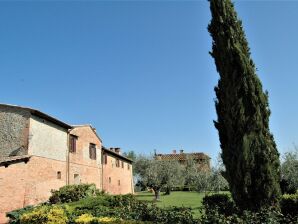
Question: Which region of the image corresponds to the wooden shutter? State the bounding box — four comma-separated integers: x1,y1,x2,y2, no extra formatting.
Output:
89,144,96,160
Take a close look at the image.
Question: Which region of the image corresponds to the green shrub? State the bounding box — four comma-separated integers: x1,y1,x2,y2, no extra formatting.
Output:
20,206,68,224
49,184,100,204
6,205,34,224
68,194,197,223
75,214,152,224
280,193,298,217
10,193,197,224
202,193,236,216
200,205,297,224
201,193,298,223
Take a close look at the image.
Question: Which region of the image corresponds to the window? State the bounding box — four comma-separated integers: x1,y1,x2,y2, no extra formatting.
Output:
69,135,77,153
103,154,108,164
116,159,120,167
128,164,130,170
121,161,124,168
74,174,80,185
57,171,61,179
109,177,111,183
89,143,96,160
118,180,121,186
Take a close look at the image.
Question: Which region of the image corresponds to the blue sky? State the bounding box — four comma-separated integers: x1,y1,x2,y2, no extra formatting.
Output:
1,1,297,164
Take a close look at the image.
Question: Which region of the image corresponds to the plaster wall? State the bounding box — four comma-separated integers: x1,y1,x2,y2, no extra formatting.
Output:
28,115,68,161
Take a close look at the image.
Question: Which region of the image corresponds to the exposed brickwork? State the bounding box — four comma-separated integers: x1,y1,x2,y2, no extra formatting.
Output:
102,151,133,195
0,156,66,224
0,105,134,224
69,126,102,188
155,151,211,171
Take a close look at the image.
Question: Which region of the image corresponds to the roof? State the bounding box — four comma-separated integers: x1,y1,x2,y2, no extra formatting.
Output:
0,104,72,129
155,152,210,161
0,155,31,167
102,146,133,163
71,124,103,143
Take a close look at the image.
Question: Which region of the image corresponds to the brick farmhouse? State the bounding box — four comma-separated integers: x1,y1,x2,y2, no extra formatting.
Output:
155,149,211,171
0,104,133,223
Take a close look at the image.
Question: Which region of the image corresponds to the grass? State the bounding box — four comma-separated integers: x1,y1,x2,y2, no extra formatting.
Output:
135,191,206,218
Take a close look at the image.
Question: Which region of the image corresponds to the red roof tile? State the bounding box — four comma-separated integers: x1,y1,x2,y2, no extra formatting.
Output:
155,152,210,161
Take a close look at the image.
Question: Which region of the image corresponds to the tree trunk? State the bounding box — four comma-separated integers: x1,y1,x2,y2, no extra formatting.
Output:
153,187,160,201
164,186,171,195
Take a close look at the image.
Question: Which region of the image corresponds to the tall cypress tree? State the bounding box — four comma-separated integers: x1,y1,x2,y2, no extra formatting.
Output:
208,0,281,211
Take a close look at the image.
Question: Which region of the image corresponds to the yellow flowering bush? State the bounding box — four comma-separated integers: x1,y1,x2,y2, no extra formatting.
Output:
20,206,68,224
98,216,118,223
75,214,120,224
75,214,96,224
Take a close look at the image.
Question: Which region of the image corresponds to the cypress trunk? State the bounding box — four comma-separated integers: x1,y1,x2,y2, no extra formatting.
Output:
208,0,281,211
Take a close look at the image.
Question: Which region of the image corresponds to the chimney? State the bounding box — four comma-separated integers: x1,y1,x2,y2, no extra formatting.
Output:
114,148,121,154
172,149,176,154
180,149,184,154
110,147,114,152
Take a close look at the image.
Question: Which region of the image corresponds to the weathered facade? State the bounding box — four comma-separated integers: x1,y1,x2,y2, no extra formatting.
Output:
68,125,102,188
155,149,211,171
0,105,31,157
0,104,133,224
102,147,134,195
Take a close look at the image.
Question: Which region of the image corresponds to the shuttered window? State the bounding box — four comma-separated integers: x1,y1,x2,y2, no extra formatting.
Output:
69,135,77,153
89,143,96,160
103,154,108,164
116,159,120,167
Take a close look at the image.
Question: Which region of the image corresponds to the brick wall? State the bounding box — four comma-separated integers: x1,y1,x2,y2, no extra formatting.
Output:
69,126,102,188
0,156,66,224
102,153,133,195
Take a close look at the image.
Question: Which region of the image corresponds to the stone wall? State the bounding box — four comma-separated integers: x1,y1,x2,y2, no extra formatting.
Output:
0,106,30,157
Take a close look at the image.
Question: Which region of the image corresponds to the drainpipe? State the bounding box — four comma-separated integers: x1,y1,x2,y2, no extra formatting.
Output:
101,148,104,191
131,163,134,194
66,129,71,185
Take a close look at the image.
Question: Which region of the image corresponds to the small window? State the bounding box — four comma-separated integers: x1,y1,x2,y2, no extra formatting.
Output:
103,154,108,164
57,171,61,179
89,143,96,160
116,159,120,167
118,180,121,186
109,177,111,183
128,164,130,170
121,161,124,168
69,135,77,153
74,174,80,185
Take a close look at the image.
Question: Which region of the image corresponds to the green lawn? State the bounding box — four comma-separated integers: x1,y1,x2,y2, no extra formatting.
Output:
135,191,205,218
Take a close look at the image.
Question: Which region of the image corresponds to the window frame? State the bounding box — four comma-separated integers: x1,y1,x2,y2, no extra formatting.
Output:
69,135,77,153
116,159,120,167
57,171,61,179
103,154,108,164
89,143,97,160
